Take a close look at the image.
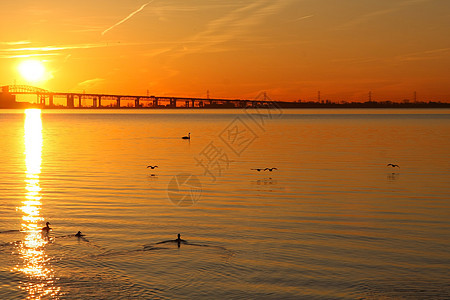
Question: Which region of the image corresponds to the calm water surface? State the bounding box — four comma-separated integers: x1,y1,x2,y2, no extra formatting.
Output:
0,108,449,299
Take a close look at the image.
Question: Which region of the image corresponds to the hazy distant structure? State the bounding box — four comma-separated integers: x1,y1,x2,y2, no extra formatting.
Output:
0,86,18,108
3,84,449,109
254,91,270,102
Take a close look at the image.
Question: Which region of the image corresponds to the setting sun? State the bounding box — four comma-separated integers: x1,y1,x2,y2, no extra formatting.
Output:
18,60,45,82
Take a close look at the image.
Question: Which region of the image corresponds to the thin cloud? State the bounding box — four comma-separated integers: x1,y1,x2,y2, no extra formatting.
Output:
0,42,142,59
331,57,381,64
336,0,434,30
7,46,67,52
1,41,31,46
397,48,450,62
178,0,294,55
76,78,105,89
102,1,153,36
0,44,99,59
0,53,59,59
289,15,314,22
3,44,106,53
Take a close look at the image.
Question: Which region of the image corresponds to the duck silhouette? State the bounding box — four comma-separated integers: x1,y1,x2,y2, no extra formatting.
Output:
41,222,51,233
156,233,187,248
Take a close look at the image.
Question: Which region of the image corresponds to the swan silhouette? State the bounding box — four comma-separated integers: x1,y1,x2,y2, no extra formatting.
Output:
182,133,191,140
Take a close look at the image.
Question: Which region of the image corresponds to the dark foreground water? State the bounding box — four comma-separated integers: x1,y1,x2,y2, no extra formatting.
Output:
0,108,449,299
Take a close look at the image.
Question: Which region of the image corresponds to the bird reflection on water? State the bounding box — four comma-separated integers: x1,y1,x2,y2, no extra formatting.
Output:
387,172,400,181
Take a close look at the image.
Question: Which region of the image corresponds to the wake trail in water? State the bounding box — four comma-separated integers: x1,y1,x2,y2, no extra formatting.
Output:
89,238,234,259
53,234,106,251
0,230,21,234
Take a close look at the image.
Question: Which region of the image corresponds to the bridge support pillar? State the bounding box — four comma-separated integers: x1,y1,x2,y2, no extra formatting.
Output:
49,94,54,106
170,98,176,108
98,96,102,107
116,97,121,108
67,94,74,108
135,97,140,108
153,98,158,107
191,100,195,108
78,95,82,107
37,94,45,105
93,97,97,108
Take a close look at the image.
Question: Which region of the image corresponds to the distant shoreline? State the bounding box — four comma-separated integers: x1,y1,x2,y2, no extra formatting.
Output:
2,98,450,110
2,102,449,110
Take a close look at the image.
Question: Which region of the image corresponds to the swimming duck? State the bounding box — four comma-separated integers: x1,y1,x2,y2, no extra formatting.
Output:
41,222,51,233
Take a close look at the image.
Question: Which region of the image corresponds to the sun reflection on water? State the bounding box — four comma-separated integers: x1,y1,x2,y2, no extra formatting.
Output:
13,109,60,299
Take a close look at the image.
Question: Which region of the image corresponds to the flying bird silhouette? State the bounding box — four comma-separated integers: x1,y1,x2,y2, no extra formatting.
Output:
387,164,400,168
264,168,278,172
147,165,158,169
251,168,265,172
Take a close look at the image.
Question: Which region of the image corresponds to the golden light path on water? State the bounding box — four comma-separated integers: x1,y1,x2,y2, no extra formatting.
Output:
13,109,60,299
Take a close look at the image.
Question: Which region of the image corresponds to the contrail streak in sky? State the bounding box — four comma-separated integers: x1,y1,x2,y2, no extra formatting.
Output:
102,1,153,36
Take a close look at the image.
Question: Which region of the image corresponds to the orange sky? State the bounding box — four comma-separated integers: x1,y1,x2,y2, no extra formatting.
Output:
1,0,449,102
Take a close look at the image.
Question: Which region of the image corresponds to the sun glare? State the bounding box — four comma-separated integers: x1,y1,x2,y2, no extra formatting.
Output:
18,60,46,82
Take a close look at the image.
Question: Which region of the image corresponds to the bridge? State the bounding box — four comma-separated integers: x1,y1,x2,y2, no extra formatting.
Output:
1,85,277,109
